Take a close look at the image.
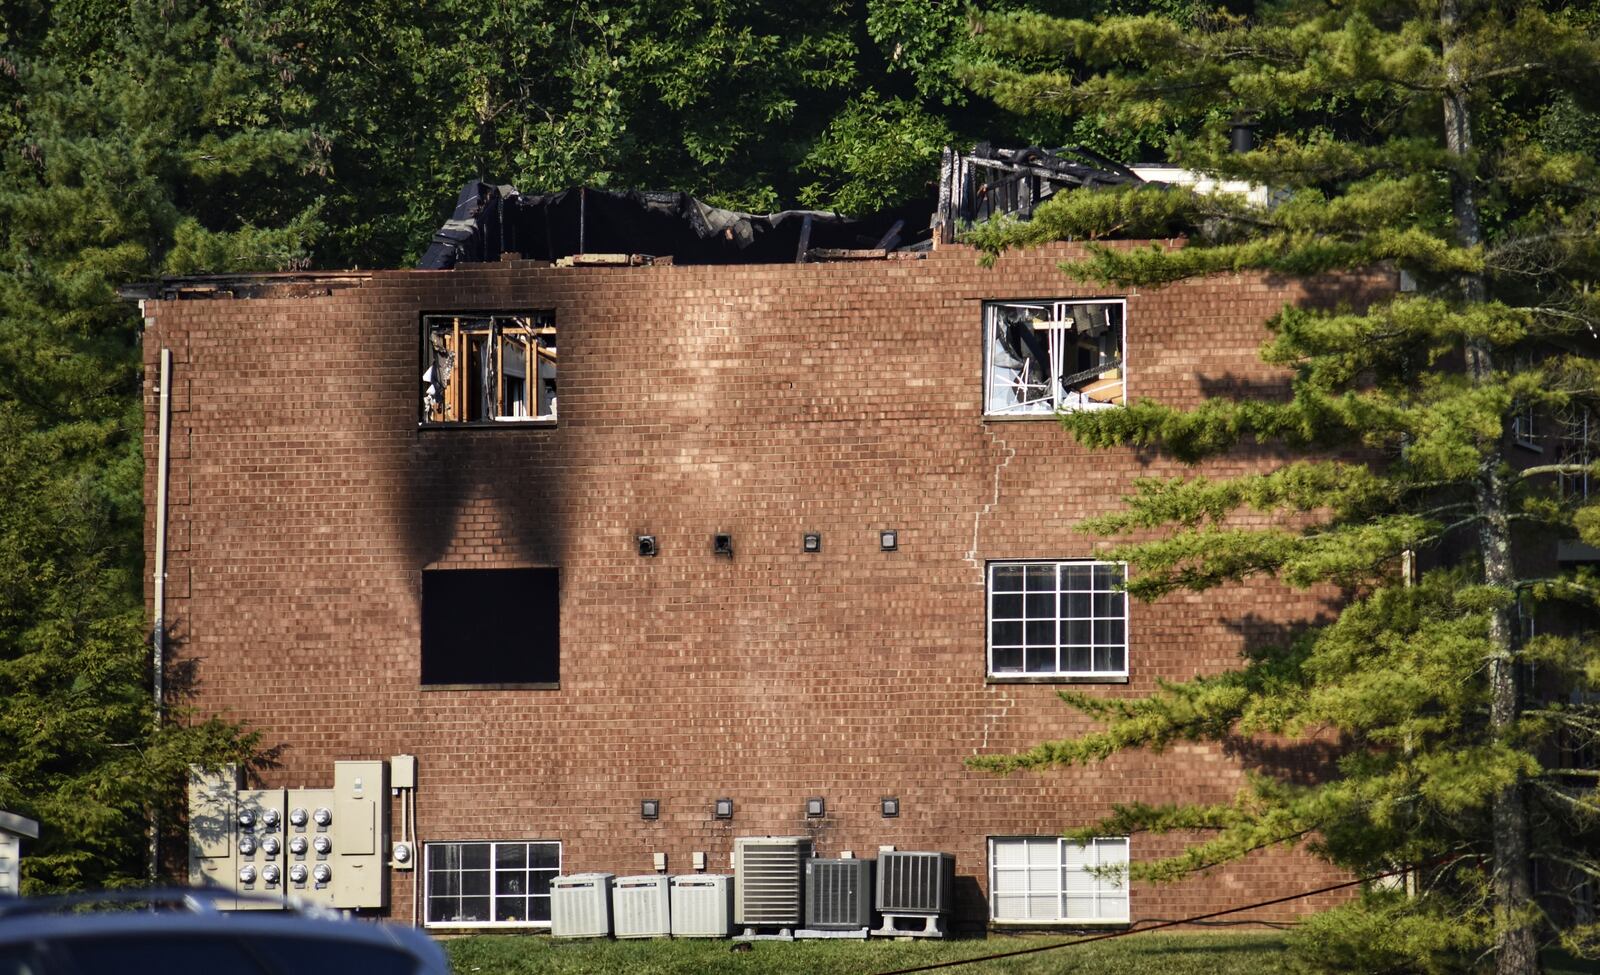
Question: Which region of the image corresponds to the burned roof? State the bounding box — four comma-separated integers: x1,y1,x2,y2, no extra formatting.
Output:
418,182,935,269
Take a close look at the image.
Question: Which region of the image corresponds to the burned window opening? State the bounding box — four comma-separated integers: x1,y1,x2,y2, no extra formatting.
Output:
423,313,556,424
984,300,1125,416
420,568,559,687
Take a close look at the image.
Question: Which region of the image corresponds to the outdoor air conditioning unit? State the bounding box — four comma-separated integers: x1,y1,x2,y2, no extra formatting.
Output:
805,858,873,931
670,874,733,937
612,874,671,938
734,836,813,929
551,873,614,938
875,851,955,915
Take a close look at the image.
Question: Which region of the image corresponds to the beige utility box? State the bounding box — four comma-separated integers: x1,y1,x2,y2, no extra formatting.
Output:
187,766,240,908
0,810,40,896
235,788,288,908
285,788,337,907
332,760,387,909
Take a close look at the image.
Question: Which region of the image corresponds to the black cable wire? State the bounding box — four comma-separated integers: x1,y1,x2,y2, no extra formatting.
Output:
867,862,1418,975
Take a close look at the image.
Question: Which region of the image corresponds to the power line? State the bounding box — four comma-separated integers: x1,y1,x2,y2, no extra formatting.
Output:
869,863,1416,975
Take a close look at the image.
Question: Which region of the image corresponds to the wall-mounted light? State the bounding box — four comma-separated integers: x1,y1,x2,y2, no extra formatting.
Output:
637,535,658,557
713,533,734,557
880,530,898,552
641,799,660,821
803,532,821,553
806,797,826,818
714,798,734,820
881,797,900,818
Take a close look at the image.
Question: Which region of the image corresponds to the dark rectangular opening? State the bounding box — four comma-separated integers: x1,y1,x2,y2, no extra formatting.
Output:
421,568,559,686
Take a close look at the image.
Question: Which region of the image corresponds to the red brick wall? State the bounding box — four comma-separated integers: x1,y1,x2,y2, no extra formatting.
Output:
142,243,1392,928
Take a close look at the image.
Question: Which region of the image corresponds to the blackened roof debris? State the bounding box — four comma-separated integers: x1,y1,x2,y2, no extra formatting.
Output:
935,144,1149,242
418,182,936,269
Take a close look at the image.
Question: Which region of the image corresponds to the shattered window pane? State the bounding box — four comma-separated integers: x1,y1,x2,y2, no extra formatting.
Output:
987,560,1128,678
984,300,1125,416
423,312,556,423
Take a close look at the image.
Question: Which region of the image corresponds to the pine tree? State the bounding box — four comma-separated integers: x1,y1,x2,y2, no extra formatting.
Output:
962,3,1600,972
0,0,315,890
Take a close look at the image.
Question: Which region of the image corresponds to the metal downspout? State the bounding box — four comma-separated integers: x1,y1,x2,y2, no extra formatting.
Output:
149,346,172,883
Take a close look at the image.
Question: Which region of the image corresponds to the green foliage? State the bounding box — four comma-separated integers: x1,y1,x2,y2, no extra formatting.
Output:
799,91,952,215
962,0,1600,971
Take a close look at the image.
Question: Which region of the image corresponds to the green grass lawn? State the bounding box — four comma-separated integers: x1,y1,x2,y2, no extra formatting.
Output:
442,931,1295,975
442,931,1600,975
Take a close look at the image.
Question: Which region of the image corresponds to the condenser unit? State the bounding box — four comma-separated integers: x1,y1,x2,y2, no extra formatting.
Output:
670,874,733,937
733,836,812,928
805,858,872,930
551,873,614,938
611,874,671,939
875,851,955,915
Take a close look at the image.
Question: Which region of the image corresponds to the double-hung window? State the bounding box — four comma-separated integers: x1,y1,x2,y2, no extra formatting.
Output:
988,561,1127,679
985,299,1125,415
424,840,561,927
989,837,1129,924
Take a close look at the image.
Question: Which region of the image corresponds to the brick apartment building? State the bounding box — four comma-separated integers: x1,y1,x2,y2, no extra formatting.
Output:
136,172,1391,931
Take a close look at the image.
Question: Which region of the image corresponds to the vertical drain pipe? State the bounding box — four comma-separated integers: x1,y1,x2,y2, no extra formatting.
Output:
149,346,172,884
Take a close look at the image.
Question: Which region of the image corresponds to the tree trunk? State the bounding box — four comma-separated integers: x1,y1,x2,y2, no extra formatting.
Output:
1440,1,1539,972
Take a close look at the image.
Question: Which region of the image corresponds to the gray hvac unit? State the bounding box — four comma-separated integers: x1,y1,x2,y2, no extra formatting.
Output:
733,836,813,927
612,874,671,938
875,851,955,915
551,873,614,938
805,858,873,930
670,874,733,937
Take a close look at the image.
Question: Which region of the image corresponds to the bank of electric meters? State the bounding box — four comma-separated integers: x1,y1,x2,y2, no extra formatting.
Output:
188,760,390,910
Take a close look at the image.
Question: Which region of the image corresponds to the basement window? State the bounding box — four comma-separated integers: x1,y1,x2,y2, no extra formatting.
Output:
425,840,561,927
421,568,559,687
422,313,556,424
989,837,1129,924
988,561,1127,680
984,299,1124,416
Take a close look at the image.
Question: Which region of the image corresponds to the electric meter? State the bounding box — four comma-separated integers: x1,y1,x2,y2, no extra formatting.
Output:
313,807,332,827
262,808,280,828
262,864,280,884
262,836,280,856
313,835,332,856
392,842,412,864
239,836,256,856
237,810,255,828
239,865,256,884
289,836,307,856
289,807,308,827
312,864,332,884
290,864,308,884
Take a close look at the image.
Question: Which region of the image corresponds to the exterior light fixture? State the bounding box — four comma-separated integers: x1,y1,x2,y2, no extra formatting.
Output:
637,535,658,557
881,797,900,818
713,533,734,557
641,799,660,821
714,798,734,820
880,530,898,552
806,797,826,818
803,533,821,553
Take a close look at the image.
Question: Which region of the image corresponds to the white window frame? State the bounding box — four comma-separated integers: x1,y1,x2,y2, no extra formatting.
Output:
987,560,1129,679
423,839,562,929
989,836,1129,925
984,298,1126,417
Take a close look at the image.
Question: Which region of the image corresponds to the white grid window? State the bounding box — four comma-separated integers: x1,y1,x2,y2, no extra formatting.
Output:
990,837,1129,923
985,299,1125,416
425,840,561,927
988,561,1127,678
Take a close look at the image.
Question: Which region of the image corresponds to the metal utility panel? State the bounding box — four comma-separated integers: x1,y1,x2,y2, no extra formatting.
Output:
551,873,614,938
670,875,733,938
612,875,671,938
389,754,416,790
875,851,955,915
285,788,336,907
806,859,873,930
235,789,288,909
331,761,387,909
733,836,812,926
187,766,239,908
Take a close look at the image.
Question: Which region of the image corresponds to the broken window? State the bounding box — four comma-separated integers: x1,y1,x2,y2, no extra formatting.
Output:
421,568,559,686
422,313,556,423
984,300,1124,415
